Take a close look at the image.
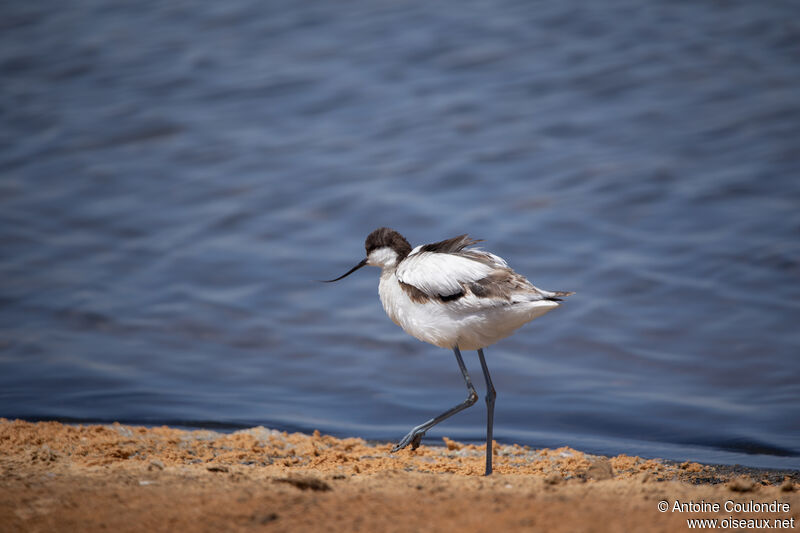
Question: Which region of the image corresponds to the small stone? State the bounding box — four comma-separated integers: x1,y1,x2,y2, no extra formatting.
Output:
780,478,794,492
544,472,562,485
148,460,165,471
679,461,703,472
274,476,331,492
728,476,755,492
207,465,229,473
253,512,278,524
442,437,462,451
585,458,614,480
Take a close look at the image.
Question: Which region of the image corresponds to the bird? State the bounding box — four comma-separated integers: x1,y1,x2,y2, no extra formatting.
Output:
323,227,573,475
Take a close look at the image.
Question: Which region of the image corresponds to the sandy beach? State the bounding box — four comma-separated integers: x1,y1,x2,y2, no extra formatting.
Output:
1,419,797,532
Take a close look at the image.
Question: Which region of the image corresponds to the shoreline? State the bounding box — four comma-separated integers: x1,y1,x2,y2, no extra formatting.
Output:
12,415,796,472
1,419,797,532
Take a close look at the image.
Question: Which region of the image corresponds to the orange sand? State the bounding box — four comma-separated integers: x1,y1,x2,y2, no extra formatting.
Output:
1,419,797,532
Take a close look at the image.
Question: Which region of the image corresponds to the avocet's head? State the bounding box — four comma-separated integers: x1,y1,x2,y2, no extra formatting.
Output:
323,227,412,282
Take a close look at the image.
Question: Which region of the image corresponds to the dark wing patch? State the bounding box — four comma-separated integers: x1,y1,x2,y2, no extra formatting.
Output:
439,291,465,302
419,234,483,254
468,269,534,301
399,281,466,303
399,281,430,303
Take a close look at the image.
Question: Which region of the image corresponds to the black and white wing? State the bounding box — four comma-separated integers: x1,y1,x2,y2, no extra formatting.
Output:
396,235,507,300
396,234,571,304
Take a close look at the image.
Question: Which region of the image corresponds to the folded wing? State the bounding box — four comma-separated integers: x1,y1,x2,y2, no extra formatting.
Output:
397,234,512,300
397,235,569,305
397,251,497,298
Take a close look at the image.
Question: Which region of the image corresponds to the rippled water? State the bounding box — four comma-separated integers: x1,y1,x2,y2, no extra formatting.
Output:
2,0,799,469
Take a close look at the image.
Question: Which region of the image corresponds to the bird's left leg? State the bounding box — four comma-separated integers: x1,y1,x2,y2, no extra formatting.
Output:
391,346,478,452
477,348,496,476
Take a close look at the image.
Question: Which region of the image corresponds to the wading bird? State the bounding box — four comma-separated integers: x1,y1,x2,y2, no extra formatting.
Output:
324,227,573,475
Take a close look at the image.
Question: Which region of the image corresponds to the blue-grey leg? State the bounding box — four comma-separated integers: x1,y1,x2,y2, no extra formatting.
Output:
477,348,496,476
391,346,478,453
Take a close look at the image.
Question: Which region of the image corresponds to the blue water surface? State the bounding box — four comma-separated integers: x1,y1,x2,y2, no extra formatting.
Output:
1,0,799,469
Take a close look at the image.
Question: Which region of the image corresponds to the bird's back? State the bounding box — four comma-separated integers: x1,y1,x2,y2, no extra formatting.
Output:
378,241,571,350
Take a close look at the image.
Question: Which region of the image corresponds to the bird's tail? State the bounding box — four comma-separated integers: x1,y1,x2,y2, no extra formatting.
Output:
542,290,575,302
551,290,575,297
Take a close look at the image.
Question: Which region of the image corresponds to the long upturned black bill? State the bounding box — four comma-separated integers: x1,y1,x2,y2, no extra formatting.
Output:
321,258,368,282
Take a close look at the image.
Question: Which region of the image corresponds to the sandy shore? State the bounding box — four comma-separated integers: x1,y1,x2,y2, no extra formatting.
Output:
1,419,797,532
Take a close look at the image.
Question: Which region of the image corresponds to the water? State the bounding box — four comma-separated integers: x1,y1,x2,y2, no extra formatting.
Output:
1,0,799,469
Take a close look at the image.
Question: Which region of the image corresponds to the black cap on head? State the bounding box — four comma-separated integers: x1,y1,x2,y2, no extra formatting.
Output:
321,228,412,283
365,227,412,260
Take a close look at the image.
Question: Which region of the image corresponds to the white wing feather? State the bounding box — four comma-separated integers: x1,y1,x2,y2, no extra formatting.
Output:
396,251,503,297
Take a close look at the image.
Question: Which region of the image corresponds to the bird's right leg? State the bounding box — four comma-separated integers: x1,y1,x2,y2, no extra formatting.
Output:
391,346,478,452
